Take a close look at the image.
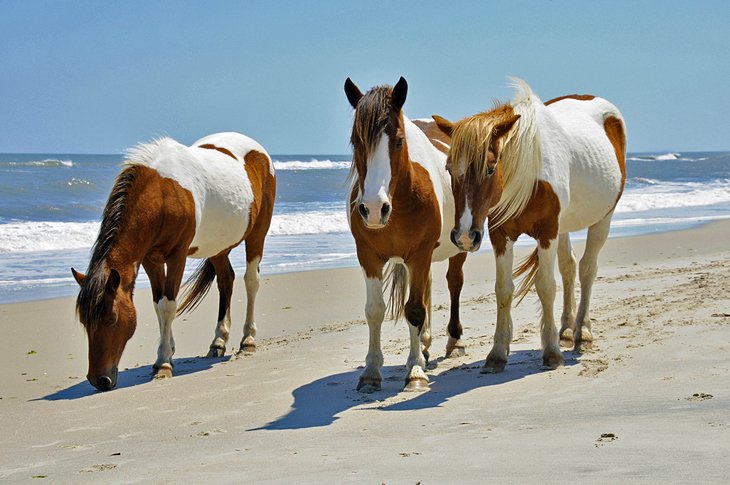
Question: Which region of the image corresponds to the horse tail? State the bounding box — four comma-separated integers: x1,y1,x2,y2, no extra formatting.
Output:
513,248,539,306
384,262,408,322
177,259,216,315
384,263,433,329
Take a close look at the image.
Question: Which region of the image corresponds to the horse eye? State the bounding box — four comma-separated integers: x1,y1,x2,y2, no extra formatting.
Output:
487,166,495,176
394,137,403,149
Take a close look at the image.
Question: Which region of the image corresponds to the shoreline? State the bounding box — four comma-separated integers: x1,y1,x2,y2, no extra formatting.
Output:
2,215,730,306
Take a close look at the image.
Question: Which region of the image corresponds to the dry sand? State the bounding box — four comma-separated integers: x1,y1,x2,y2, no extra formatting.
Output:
1,221,729,483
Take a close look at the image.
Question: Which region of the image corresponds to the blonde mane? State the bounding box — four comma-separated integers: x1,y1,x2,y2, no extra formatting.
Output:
451,78,543,228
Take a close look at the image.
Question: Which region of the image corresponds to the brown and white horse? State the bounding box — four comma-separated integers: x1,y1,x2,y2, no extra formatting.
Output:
434,78,626,372
72,132,276,391
344,77,467,392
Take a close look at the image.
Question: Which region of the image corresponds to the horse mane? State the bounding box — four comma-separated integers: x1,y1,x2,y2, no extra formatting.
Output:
347,85,393,191
451,77,543,228
76,164,141,330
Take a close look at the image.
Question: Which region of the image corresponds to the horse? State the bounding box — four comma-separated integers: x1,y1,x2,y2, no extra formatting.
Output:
344,77,468,392
433,78,626,372
72,132,276,391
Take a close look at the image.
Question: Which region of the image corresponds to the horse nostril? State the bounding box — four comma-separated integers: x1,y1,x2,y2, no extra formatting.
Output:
358,203,368,219
381,203,391,218
471,229,483,246
97,375,113,392
450,230,459,247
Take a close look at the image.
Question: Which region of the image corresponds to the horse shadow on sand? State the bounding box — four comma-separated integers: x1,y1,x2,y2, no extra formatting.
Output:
255,349,578,431
37,355,230,401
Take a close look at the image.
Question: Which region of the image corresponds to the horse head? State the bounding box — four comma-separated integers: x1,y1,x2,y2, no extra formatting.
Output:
434,110,520,251
72,267,136,391
344,77,409,229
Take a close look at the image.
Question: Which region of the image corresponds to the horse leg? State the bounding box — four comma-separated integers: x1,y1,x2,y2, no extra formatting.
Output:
240,231,266,353
404,252,432,392
152,249,187,379
207,253,234,357
143,259,167,377
575,212,612,350
483,239,514,373
419,269,433,363
358,263,386,392
557,233,577,346
445,252,467,358
536,240,563,369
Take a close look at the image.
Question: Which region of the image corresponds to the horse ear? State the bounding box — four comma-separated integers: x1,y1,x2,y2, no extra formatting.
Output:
391,76,408,111
432,114,454,137
71,268,86,286
493,114,521,141
344,78,364,109
106,269,121,295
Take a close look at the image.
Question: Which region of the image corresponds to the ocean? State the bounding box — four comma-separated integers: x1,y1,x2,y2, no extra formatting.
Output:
0,151,729,304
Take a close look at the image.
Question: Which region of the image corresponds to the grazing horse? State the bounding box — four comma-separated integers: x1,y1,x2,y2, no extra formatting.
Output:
72,132,276,391
434,78,626,372
344,77,467,392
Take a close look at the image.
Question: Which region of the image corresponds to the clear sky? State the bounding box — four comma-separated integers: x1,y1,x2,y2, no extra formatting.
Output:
1,0,728,154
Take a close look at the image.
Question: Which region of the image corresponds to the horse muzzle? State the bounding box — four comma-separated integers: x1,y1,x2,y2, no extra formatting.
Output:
88,366,118,392
358,200,392,229
451,228,482,252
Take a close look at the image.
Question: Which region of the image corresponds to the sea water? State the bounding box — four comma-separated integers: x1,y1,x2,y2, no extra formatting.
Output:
0,151,728,303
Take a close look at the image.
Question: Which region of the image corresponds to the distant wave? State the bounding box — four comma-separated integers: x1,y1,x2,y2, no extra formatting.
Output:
627,177,660,185
273,159,350,171
627,152,681,161
627,152,709,162
0,159,74,168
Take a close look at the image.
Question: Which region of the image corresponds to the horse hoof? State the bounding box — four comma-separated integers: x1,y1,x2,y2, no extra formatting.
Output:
152,365,173,380
542,352,564,369
238,343,256,354
404,378,429,392
445,345,466,358
573,339,593,352
357,377,381,393
559,328,575,348
481,358,507,374
206,346,226,358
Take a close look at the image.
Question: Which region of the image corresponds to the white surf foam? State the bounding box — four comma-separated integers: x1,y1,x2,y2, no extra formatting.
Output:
273,159,350,171
268,210,349,235
617,179,730,213
0,159,74,168
0,221,98,253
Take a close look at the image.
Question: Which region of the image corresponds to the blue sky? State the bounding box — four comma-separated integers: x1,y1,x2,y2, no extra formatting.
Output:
1,1,728,154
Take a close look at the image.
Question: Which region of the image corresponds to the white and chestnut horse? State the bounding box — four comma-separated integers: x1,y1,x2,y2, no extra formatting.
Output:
344,77,467,392
72,132,276,391
434,78,626,372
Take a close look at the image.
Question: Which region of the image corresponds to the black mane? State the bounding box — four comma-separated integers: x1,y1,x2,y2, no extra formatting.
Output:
76,165,140,329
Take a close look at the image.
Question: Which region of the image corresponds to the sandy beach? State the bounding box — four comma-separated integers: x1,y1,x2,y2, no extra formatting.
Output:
1,221,729,483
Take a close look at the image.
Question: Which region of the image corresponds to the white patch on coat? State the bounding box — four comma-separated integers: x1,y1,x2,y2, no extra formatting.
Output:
539,97,624,233
456,196,474,249
194,132,275,175
361,134,392,223
125,132,271,259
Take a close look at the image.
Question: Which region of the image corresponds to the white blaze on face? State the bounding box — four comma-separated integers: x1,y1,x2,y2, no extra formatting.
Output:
457,194,474,250
361,134,391,226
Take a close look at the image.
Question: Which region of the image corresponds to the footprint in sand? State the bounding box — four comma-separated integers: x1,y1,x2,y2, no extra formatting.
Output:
686,393,713,402
80,464,117,473
579,359,609,377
